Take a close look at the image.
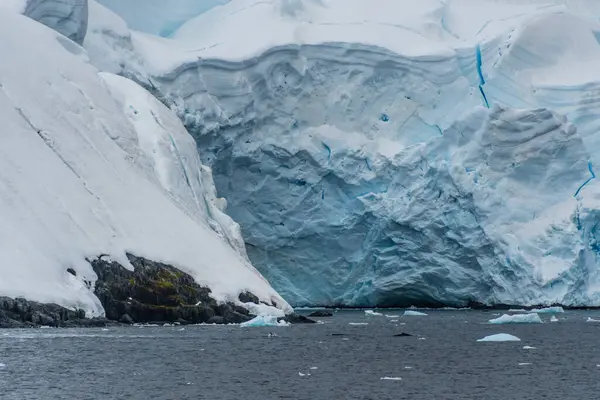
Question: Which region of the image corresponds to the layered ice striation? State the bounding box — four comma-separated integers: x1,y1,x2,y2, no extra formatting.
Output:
2,0,90,44
0,10,290,316
84,0,600,307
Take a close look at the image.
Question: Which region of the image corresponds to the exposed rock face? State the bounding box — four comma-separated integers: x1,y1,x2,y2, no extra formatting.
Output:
308,310,334,317
0,296,98,328
91,254,255,324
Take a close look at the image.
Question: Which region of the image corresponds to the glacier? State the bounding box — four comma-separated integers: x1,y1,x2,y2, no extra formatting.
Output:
83,0,600,307
0,6,290,317
7,0,600,311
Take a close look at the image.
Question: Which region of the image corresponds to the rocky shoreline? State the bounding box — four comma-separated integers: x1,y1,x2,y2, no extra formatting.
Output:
0,254,314,328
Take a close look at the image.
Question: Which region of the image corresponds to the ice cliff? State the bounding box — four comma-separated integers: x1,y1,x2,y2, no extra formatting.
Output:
85,0,600,307
1,0,89,44
0,7,290,316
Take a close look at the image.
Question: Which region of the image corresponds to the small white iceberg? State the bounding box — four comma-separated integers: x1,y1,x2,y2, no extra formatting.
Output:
0,363,5,368
385,314,400,318
518,363,532,366
489,314,542,324
522,346,537,350
404,310,427,316
240,315,289,327
587,317,600,322
310,367,318,370
529,307,564,314
550,316,559,322
365,310,383,316
349,322,369,326
380,377,402,381
477,333,521,342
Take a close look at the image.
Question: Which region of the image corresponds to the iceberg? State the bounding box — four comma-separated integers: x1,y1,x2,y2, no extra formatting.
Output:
364,310,383,317
240,315,289,328
586,317,600,322
528,307,565,314
80,0,600,308
489,314,543,324
404,311,428,317
550,316,559,322
477,334,521,342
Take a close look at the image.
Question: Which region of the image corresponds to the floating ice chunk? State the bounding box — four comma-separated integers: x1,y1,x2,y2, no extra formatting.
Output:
418,337,426,340
477,334,521,342
101,328,109,331
518,363,532,366
349,322,369,326
508,309,528,313
240,315,289,327
489,314,542,324
390,319,399,322
587,317,600,322
342,338,349,341
385,315,400,318
404,311,427,316
39,326,52,329
298,372,307,377
550,316,559,322
380,377,402,381
310,367,318,370
529,307,565,314
404,366,413,369
178,328,185,331
0,363,5,368
523,346,537,350
365,310,383,316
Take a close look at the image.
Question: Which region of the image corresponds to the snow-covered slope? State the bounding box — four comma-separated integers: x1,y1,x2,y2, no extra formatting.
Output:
85,0,600,306
0,10,290,316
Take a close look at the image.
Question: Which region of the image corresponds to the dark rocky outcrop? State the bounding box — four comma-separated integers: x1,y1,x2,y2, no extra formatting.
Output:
279,313,317,324
308,310,333,317
90,254,254,325
393,332,413,337
0,296,93,328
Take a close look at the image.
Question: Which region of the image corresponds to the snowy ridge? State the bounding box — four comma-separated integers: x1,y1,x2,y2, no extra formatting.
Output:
86,0,600,307
0,11,290,316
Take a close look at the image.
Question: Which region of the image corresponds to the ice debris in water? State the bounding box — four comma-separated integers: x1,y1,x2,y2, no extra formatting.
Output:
529,307,564,314
518,363,532,366
240,315,289,327
508,309,528,313
404,310,427,316
550,316,559,322
385,315,400,318
365,310,383,316
349,322,369,326
587,317,600,322
477,333,521,342
523,346,537,350
310,367,318,370
0,363,5,368
380,377,402,381
489,314,542,324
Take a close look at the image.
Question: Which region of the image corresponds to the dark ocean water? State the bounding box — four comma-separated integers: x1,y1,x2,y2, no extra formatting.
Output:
1,309,600,400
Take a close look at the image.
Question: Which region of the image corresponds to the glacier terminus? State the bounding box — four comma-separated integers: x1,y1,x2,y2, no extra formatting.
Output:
3,0,600,320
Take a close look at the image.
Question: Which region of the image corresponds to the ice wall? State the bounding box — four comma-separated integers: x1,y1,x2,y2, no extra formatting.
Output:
84,0,600,306
24,0,89,44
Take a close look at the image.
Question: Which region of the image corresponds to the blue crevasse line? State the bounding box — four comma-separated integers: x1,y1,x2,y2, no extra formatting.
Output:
574,161,596,197
321,142,332,160
475,44,486,85
475,44,490,108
